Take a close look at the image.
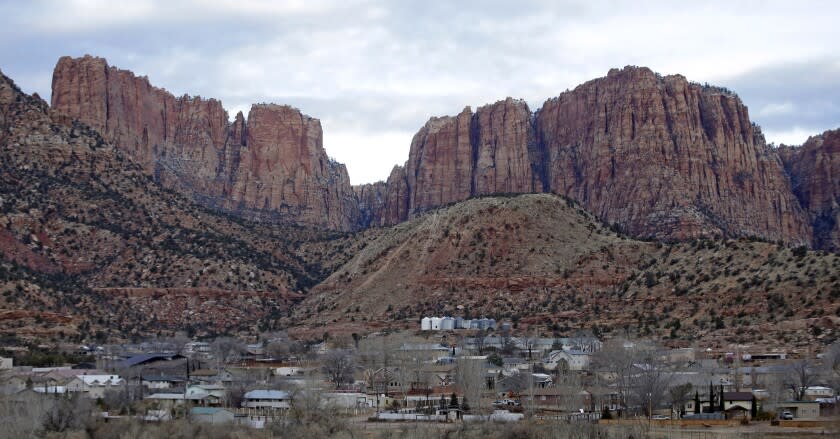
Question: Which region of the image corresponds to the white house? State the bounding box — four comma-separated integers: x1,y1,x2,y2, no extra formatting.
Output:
66,375,124,399
186,384,226,405
804,386,835,399
543,350,591,371
141,375,185,389
274,366,303,376
241,390,290,410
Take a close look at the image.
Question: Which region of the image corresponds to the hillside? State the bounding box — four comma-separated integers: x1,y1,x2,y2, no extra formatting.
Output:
298,193,840,350
0,69,368,342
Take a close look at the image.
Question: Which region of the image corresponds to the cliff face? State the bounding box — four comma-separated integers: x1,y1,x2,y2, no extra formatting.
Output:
50,56,824,245
780,129,840,250
535,67,810,243
51,55,360,230
364,98,541,225
360,67,812,245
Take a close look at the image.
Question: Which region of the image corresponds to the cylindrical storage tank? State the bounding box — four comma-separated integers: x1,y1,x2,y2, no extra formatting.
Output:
488,319,497,330
430,317,442,330
455,317,464,329
469,320,480,329
421,317,432,331
476,319,488,330
441,317,455,330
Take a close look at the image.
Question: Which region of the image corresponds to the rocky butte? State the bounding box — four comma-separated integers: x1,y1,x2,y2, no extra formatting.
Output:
51,57,838,248
51,55,360,231
358,67,819,247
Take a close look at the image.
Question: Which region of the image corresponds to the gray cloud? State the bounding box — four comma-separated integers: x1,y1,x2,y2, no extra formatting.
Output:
1,0,838,183
718,59,840,144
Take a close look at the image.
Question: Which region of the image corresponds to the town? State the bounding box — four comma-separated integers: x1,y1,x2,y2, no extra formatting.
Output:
1,326,838,437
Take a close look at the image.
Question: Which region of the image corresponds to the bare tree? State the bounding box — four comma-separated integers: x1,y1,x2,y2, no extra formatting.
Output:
783,359,818,401
264,331,291,360
322,349,356,388
823,343,840,391
668,383,693,417
271,377,349,438
42,393,94,434
211,336,244,368
592,338,636,414
592,338,672,416
456,356,486,414
0,392,53,438
633,346,673,416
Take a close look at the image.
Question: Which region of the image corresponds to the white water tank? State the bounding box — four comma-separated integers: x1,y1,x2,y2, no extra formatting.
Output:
421,317,432,331
441,317,455,330
455,317,464,329
488,319,497,330
430,317,442,330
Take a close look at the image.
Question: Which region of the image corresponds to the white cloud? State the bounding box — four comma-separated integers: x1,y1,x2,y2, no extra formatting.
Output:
764,127,815,147
758,102,797,118
2,0,839,183
324,130,413,184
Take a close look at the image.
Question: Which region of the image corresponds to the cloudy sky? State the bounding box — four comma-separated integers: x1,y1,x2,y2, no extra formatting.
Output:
1,0,838,184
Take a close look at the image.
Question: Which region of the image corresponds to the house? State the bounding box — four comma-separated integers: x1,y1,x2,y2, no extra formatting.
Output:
66,374,124,399
186,384,226,405
145,391,214,409
184,342,212,359
141,375,185,389
685,390,755,416
543,350,591,371
273,366,302,376
145,393,188,410
0,374,29,395
190,407,236,425
522,387,591,411
33,385,67,394
720,392,754,410
115,353,186,370
189,368,233,384
241,390,290,410
775,401,820,419
804,386,835,400
0,356,12,369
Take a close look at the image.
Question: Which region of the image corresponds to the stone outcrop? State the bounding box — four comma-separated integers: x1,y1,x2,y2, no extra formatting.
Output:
535,66,810,243
48,56,827,245
363,98,543,225
360,67,812,245
51,55,360,230
779,129,840,250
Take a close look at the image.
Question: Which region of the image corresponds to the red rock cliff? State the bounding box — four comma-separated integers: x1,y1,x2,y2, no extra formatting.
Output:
535,66,811,243
51,55,360,230
779,129,840,250
361,67,812,246
365,98,540,226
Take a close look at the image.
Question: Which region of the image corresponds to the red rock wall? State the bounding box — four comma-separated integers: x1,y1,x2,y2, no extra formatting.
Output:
780,129,840,250
535,66,811,243
362,67,812,246
51,56,360,230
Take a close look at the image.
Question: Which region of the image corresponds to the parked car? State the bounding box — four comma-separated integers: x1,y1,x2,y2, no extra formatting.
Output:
780,410,794,420
651,415,670,420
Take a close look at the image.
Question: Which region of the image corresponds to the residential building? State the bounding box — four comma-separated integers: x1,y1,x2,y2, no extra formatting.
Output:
65,374,124,399
242,390,291,410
